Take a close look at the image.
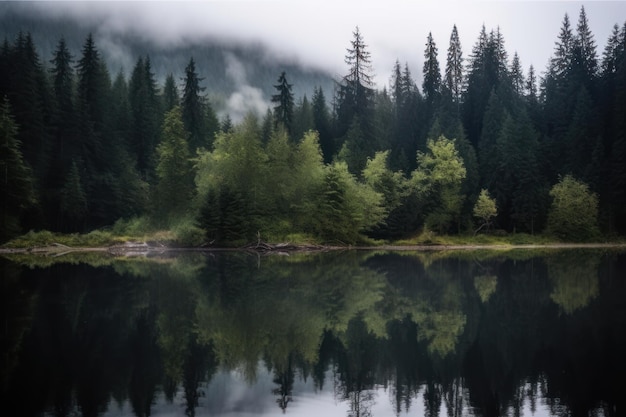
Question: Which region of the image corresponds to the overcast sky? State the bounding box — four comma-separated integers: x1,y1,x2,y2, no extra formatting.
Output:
15,1,626,87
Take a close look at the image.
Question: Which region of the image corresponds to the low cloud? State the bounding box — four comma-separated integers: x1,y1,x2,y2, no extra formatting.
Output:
224,52,269,122
9,1,625,91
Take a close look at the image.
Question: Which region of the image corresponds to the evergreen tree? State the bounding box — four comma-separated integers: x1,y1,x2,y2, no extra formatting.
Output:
5,32,51,184
47,37,78,228
573,6,598,87
260,108,274,144
336,26,375,135
129,56,161,179
162,73,179,112
552,13,575,81
154,106,194,223
312,86,333,162
509,52,524,94
60,160,88,232
463,25,508,146
221,114,233,133
271,71,295,134
495,111,545,232
291,94,314,141
75,33,119,227
422,32,442,104
445,25,464,106
0,97,36,240
182,57,208,151
76,33,108,134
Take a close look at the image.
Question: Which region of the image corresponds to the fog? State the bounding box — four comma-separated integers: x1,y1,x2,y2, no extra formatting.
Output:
7,1,626,88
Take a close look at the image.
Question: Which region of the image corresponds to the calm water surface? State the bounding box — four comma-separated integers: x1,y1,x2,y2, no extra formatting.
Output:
1,249,624,416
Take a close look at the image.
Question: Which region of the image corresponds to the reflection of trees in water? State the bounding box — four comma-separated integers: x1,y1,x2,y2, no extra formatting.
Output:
2,250,625,417
546,250,600,314
271,354,294,413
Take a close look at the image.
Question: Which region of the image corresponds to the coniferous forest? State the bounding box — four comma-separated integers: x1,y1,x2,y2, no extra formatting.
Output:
1,6,626,245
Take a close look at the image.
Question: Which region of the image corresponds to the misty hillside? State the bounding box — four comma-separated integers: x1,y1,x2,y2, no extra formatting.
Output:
0,3,335,118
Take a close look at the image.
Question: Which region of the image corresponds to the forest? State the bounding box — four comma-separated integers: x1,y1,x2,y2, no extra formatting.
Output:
1,6,626,245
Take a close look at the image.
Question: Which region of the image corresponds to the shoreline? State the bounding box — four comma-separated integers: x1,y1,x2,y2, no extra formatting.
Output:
2,241,626,256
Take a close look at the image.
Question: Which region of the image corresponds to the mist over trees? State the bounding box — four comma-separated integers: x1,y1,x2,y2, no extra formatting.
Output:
1,6,626,244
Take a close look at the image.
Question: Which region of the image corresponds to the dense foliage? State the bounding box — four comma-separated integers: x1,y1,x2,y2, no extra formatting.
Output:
1,6,625,244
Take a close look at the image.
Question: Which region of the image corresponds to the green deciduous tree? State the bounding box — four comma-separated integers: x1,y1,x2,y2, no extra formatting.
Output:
412,136,466,234
546,175,599,241
473,189,497,234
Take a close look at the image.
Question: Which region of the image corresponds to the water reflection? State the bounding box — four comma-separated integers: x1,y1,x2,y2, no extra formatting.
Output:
1,249,625,416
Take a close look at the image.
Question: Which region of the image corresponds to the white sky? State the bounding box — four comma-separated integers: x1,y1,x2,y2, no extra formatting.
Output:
16,0,626,88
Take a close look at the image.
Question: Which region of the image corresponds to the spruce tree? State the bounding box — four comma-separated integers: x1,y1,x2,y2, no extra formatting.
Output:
154,106,194,223
47,37,78,228
162,73,179,112
312,86,333,162
422,32,441,104
182,57,208,151
271,71,295,134
509,52,524,94
0,97,37,240
291,94,313,141
445,25,464,106
336,26,375,135
129,56,161,179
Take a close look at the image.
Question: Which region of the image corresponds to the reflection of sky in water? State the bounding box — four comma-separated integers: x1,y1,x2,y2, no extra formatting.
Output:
102,365,556,417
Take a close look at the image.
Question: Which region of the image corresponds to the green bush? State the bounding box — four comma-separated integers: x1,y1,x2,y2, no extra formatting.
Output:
546,176,600,241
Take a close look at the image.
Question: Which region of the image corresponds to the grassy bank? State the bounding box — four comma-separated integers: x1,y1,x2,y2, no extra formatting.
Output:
2,225,624,251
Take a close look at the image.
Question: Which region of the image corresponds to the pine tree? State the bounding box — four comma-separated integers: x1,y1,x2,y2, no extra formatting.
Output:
182,57,208,151
552,14,575,81
573,6,598,85
271,71,295,134
445,25,464,105
0,97,37,240
312,86,333,162
6,32,51,182
162,73,179,112
60,160,88,232
129,56,161,178
291,94,314,141
154,106,194,223
423,32,441,103
336,26,375,136
464,25,517,152
47,37,78,228
509,52,524,94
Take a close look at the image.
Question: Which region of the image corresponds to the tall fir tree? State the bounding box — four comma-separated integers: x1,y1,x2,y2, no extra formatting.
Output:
423,32,442,104
162,73,180,112
271,71,295,135
291,94,314,141
129,56,161,179
0,98,37,241
154,106,194,223
445,25,464,106
182,57,208,151
47,37,78,228
509,52,525,94
312,86,333,162
336,26,375,136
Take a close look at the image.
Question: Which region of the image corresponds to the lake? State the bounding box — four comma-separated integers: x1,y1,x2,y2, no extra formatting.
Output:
1,248,624,417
